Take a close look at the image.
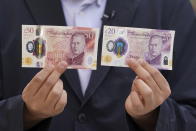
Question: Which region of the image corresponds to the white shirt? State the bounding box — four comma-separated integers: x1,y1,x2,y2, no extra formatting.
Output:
60,0,107,95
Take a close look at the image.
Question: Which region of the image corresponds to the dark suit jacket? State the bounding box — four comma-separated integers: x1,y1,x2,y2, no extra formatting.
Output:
0,0,196,131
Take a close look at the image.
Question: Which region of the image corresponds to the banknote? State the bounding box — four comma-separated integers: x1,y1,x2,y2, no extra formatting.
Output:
22,25,100,70
101,26,175,70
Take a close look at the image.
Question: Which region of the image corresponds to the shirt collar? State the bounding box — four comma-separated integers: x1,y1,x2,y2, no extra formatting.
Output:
81,0,102,7
63,0,103,7
96,0,103,7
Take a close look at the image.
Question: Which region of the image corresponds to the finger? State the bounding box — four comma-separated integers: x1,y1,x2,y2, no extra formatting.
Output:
138,59,170,92
37,61,67,98
130,91,144,113
125,95,134,114
25,65,54,96
45,80,64,106
131,80,137,92
134,79,153,106
126,58,159,92
132,78,142,98
54,90,67,113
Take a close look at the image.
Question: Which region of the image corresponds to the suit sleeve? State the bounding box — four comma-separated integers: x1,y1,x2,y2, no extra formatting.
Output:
0,96,24,131
0,40,24,130
156,0,196,130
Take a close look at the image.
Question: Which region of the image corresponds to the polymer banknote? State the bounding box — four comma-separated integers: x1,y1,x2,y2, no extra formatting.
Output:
22,25,99,70
101,26,175,70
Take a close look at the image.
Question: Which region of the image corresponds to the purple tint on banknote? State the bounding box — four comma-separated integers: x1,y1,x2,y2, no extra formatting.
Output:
102,26,174,70
145,30,173,65
150,29,172,51
145,35,163,65
127,29,173,67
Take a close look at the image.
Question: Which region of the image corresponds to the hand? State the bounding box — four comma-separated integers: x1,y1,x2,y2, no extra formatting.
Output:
125,58,171,130
22,61,68,129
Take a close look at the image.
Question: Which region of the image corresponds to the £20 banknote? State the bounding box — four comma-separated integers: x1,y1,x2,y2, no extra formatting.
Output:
101,26,175,70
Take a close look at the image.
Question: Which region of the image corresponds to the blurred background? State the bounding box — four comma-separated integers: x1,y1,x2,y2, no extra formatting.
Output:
190,0,196,12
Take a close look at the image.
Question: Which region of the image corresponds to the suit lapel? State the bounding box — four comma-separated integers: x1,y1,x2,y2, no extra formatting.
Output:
63,70,84,101
83,0,142,104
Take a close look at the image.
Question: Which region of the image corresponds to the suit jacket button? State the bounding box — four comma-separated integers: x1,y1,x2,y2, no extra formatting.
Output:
78,113,87,123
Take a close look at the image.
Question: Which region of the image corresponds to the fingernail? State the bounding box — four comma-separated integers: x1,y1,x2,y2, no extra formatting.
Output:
59,61,68,69
138,59,148,66
138,58,144,64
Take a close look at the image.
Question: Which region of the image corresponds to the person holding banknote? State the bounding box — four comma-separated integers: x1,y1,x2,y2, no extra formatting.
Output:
0,0,196,131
